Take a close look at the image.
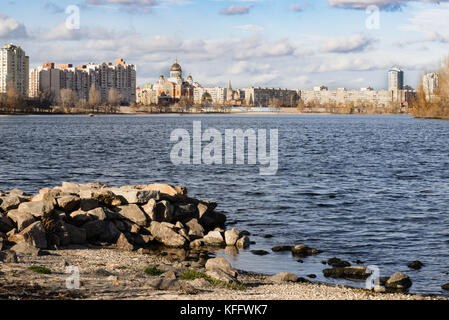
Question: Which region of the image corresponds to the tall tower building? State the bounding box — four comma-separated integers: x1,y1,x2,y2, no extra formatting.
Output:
388,67,404,91
226,80,233,101
0,44,29,96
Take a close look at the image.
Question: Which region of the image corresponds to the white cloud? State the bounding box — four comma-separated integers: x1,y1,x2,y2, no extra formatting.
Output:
321,33,377,53
328,0,449,10
0,15,28,39
220,5,254,15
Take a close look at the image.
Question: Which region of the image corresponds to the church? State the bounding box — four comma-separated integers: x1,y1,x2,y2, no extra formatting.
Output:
152,59,196,103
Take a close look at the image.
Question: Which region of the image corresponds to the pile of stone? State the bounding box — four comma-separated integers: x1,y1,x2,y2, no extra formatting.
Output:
0,182,251,258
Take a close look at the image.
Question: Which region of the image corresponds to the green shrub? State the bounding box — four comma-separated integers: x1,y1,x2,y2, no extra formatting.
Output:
144,267,165,276
29,265,52,274
180,269,246,291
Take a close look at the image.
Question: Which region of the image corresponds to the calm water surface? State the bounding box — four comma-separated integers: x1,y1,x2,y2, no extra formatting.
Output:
1,114,449,296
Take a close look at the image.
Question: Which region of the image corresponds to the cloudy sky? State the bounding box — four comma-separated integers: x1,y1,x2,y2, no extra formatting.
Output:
1,0,449,89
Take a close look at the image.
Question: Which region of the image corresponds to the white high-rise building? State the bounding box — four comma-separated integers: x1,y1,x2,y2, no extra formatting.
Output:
0,44,29,96
30,59,137,105
422,72,439,99
388,67,404,91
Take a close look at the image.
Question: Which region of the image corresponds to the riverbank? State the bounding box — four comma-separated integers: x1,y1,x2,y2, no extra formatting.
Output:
0,246,443,300
0,182,446,300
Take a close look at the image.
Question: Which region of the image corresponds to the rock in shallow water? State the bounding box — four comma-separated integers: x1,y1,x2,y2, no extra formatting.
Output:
408,260,424,270
386,272,412,290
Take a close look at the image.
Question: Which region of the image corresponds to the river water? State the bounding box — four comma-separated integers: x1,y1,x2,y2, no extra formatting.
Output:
1,114,449,296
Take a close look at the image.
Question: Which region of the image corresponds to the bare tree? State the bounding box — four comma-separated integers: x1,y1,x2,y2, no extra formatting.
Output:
88,84,101,113
108,88,122,113
60,89,77,113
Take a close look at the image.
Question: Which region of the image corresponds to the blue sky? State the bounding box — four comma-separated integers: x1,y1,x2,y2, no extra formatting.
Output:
1,0,449,89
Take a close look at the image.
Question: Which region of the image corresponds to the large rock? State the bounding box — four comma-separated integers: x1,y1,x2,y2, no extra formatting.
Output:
270,272,298,283
110,188,159,204
323,266,370,280
143,184,187,200
149,221,187,248
87,207,107,221
386,272,412,290
0,250,18,263
7,209,35,231
10,242,42,256
115,204,148,227
203,231,226,247
61,223,86,244
91,189,122,207
61,182,80,194
185,218,205,238
197,201,217,219
0,214,14,233
83,220,107,240
225,228,240,246
205,257,237,278
291,244,321,257
116,233,134,251
236,236,250,249
56,195,80,212
79,198,99,211
206,269,237,284
0,195,26,212
142,200,175,222
18,200,54,218
70,210,93,226
147,278,197,293
17,221,47,249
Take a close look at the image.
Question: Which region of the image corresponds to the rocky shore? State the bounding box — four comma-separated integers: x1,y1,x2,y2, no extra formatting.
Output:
0,182,446,300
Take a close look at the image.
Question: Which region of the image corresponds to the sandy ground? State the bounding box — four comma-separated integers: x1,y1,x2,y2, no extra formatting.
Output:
0,247,444,301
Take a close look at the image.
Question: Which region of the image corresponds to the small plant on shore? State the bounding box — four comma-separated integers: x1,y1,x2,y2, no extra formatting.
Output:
144,267,165,276
180,269,246,291
29,265,52,274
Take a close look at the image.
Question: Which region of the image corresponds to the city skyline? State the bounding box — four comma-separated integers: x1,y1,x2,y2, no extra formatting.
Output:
1,1,449,89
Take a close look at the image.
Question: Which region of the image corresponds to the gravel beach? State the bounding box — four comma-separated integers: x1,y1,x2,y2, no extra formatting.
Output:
0,247,444,301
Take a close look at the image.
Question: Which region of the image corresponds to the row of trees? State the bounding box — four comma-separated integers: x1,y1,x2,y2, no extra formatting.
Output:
56,85,122,114
297,98,405,114
411,56,449,119
0,84,124,114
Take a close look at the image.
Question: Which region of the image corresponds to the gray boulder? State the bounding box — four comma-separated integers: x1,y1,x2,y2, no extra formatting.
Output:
0,195,25,211
270,272,298,283
18,200,54,218
236,236,250,249
61,223,86,245
79,198,99,211
70,210,93,226
116,233,134,251
185,218,205,238
149,221,188,248
83,220,107,240
0,214,15,233
0,250,18,263
87,207,107,221
7,209,35,231
205,257,237,278
56,195,80,212
386,272,412,290
224,228,240,246
115,204,148,227
18,221,48,249
203,231,226,247
10,242,42,256
110,188,159,205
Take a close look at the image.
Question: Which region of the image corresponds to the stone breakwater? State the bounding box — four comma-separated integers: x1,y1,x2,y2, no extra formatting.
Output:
0,182,251,254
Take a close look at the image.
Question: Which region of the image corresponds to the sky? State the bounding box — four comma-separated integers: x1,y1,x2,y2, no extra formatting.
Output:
1,0,449,90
